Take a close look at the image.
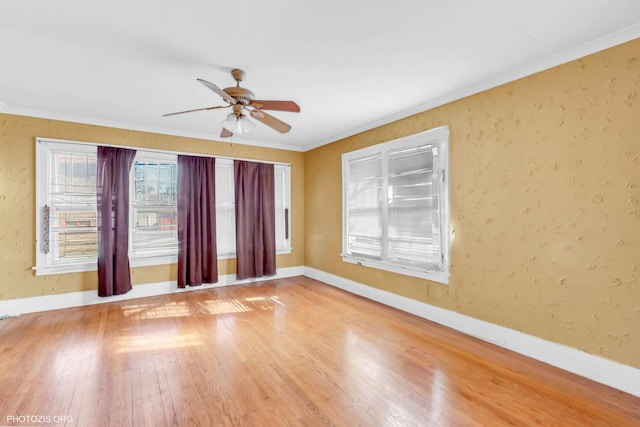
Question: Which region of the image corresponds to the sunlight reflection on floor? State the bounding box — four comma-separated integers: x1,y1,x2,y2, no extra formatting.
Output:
121,296,286,320
344,328,449,425
122,301,191,319
199,298,251,315
113,295,289,353
114,333,203,353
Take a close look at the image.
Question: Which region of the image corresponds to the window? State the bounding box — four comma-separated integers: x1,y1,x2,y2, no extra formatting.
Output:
274,164,292,253
35,138,292,275
131,152,178,264
215,159,292,257
35,141,98,274
342,125,450,283
215,159,236,257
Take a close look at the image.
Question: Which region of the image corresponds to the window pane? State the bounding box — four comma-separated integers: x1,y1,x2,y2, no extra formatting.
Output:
132,158,178,258
158,182,172,202
135,179,145,202
215,161,236,255
146,163,159,180
159,163,171,181
135,163,145,180
49,151,98,263
146,181,158,202
274,166,287,251
216,206,236,255
387,145,439,265
347,154,382,258
54,231,97,260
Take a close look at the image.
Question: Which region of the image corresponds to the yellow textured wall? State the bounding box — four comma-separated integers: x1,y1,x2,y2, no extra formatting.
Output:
304,39,640,368
0,115,304,299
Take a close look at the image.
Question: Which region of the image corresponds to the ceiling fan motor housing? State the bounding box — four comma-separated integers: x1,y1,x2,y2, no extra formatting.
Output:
223,68,255,105
223,86,255,105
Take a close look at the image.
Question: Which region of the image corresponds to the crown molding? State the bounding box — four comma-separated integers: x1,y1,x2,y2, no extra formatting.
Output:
302,23,640,151
0,107,306,152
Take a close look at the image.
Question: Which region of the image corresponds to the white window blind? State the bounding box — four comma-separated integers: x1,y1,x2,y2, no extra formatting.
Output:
345,153,383,258
387,144,440,266
342,126,450,284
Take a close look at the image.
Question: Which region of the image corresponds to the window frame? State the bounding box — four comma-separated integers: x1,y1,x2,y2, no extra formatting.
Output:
274,163,293,255
129,151,179,267
341,125,450,284
35,139,98,275
215,158,238,259
215,159,293,259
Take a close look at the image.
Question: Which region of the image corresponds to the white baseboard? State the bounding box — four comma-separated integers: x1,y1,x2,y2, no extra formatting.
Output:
0,266,304,317
303,266,640,398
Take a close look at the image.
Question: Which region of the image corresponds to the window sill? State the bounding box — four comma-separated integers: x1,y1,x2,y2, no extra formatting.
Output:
34,262,97,276
217,248,293,260
342,255,449,285
34,255,177,276
130,255,178,268
34,249,294,276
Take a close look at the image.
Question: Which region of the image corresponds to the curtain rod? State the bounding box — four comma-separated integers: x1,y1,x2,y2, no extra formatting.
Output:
35,136,292,166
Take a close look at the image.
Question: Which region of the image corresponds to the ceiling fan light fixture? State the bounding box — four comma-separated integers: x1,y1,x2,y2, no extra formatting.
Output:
222,112,236,128
239,115,256,134
222,112,256,135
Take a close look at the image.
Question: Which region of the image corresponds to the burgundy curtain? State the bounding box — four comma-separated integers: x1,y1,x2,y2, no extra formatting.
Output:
177,155,218,288
96,146,136,297
234,160,276,280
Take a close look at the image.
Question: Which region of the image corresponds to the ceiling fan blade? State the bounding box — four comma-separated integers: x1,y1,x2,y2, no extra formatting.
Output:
250,100,300,112
250,109,292,133
220,128,233,138
162,105,229,117
197,78,236,104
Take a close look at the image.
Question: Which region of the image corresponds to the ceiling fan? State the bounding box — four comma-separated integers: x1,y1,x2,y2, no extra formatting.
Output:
163,68,300,138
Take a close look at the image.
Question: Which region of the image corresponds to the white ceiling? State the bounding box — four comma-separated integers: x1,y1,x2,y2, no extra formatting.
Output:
1,1,639,152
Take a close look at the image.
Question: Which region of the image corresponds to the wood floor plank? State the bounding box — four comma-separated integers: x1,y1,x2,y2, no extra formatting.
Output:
0,276,638,426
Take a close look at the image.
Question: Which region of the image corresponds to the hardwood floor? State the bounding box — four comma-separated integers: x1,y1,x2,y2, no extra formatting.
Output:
0,276,638,426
